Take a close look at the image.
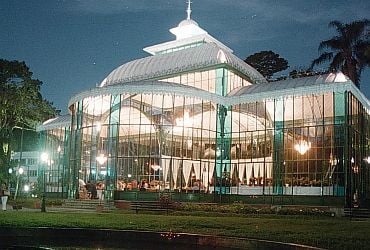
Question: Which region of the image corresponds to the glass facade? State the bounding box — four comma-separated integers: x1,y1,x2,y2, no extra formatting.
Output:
38,14,370,209
346,93,370,208
64,66,370,208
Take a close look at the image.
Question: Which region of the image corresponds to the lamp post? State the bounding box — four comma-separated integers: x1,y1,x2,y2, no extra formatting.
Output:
14,167,24,199
8,168,13,186
40,152,49,212
13,167,24,210
13,125,37,194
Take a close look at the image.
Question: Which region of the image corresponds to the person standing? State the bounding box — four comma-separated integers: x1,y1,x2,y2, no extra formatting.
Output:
1,182,9,211
96,182,105,201
91,182,97,199
86,181,93,199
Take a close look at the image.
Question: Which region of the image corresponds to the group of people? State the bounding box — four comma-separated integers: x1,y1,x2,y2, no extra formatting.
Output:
0,182,9,211
117,179,134,191
139,179,149,191
79,180,105,200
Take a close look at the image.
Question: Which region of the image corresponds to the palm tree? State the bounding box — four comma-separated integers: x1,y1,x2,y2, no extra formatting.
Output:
310,19,369,88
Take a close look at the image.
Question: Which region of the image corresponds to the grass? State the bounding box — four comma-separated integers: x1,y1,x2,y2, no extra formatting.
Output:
0,209,369,249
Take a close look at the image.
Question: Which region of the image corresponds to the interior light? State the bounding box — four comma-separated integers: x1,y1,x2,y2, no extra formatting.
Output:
95,122,102,132
216,148,221,157
96,154,107,165
175,111,193,127
294,140,311,155
41,152,49,162
151,165,161,171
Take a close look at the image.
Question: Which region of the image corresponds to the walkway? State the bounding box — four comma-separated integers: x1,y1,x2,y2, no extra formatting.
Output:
2,204,99,213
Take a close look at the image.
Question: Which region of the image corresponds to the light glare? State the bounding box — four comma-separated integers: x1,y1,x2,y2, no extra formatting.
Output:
294,140,311,155
41,152,49,162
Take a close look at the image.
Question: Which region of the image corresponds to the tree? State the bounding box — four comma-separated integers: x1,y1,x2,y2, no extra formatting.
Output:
289,68,328,79
0,59,58,178
244,50,289,81
310,19,369,87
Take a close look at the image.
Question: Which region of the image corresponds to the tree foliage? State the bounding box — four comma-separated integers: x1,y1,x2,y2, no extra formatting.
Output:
0,59,58,177
244,50,289,81
310,19,369,87
289,69,328,79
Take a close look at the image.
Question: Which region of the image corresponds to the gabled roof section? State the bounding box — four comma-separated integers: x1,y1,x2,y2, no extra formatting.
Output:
229,72,349,97
143,33,232,55
101,43,266,87
228,72,370,110
70,80,226,109
36,114,71,131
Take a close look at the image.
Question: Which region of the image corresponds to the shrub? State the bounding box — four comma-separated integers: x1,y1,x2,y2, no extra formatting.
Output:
177,203,332,217
159,194,171,208
277,207,332,216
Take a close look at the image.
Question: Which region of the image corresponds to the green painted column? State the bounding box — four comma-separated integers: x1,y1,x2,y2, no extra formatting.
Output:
215,68,231,195
62,127,70,199
333,92,347,200
106,95,120,200
273,99,284,195
70,101,83,199
38,130,47,204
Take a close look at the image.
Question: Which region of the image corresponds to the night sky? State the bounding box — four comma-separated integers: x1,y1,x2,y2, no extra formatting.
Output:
1,0,369,114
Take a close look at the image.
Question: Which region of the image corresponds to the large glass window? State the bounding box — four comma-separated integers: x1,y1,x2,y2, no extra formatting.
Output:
68,84,370,201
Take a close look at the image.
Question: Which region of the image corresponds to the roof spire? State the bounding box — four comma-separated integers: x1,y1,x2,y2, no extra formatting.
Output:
186,0,192,20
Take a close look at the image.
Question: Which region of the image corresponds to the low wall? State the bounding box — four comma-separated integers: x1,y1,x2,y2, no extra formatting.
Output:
114,190,344,207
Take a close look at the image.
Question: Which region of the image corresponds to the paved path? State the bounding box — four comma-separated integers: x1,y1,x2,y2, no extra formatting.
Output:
2,204,99,213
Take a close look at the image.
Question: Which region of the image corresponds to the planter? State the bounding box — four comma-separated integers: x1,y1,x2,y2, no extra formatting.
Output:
34,201,41,209
96,204,104,212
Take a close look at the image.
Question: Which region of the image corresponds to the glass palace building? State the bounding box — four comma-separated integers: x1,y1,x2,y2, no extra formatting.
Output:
38,8,370,208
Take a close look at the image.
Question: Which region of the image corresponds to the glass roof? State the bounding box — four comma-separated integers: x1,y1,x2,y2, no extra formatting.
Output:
100,43,266,87
228,72,349,97
36,114,71,131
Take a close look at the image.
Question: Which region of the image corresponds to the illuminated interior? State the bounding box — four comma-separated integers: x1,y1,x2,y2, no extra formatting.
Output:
38,4,370,208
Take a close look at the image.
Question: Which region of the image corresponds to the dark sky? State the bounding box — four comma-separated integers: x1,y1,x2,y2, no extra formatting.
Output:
1,0,369,114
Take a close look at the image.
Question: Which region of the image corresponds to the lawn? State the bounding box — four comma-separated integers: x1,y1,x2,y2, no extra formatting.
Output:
0,210,369,249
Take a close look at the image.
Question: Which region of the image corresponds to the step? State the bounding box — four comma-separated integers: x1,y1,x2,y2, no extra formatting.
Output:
130,201,174,211
62,199,116,211
344,208,370,218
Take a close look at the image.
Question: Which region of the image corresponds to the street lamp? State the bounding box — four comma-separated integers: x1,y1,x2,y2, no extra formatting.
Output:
40,152,49,212
13,166,24,210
